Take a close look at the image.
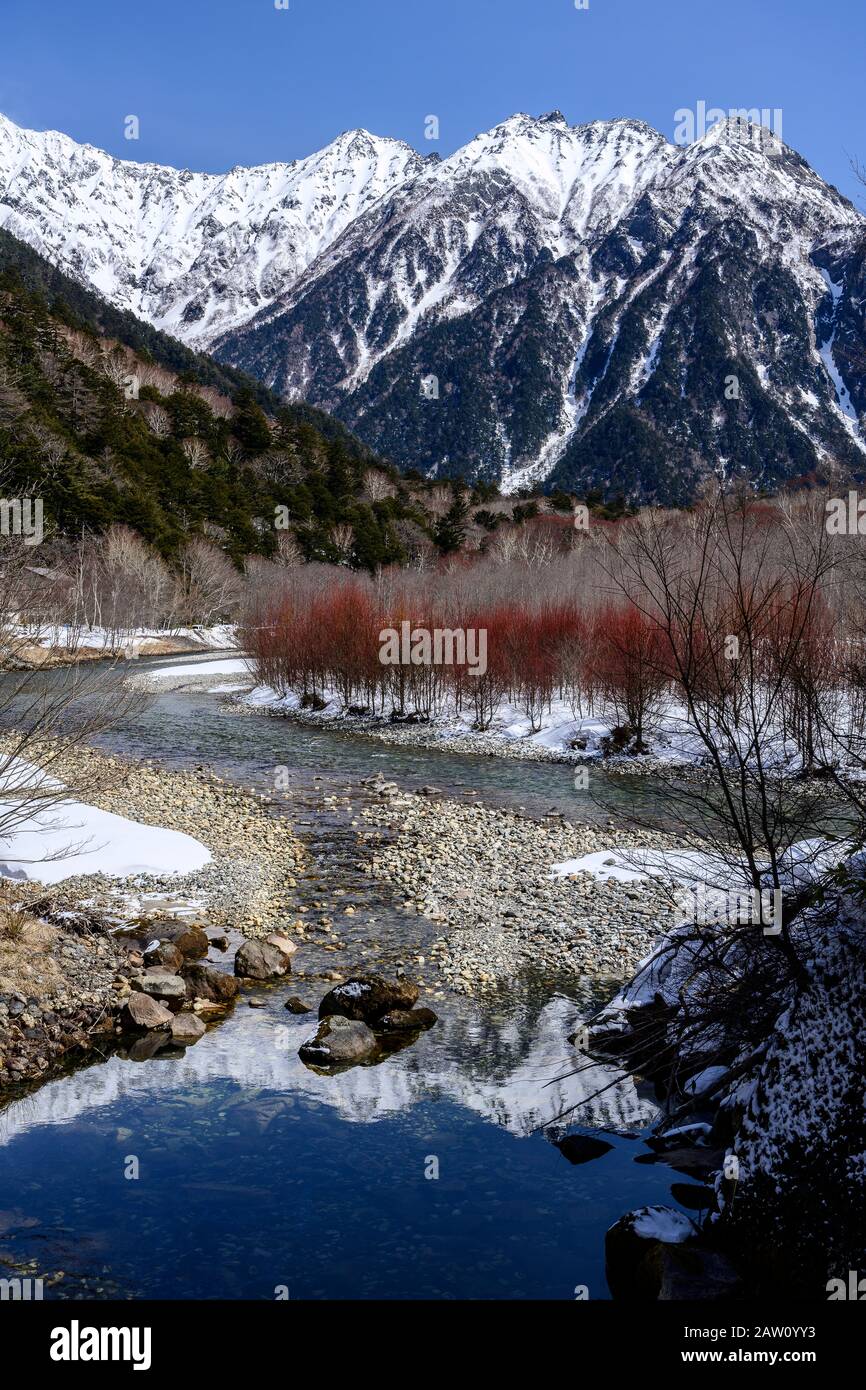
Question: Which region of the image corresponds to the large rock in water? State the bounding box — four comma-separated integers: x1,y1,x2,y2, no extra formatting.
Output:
123,993,173,1032
235,940,291,980
555,1134,614,1166
131,970,187,1004
318,974,419,1023
299,1016,379,1067
264,931,297,961
605,1206,697,1300
183,963,240,1003
170,1012,206,1046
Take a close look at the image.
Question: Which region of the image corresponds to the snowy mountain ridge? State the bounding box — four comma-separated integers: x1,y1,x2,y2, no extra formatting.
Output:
0,110,425,345
2,108,865,501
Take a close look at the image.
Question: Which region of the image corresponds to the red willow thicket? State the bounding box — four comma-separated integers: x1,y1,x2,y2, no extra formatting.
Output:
241,572,866,764
241,577,670,738
240,490,866,768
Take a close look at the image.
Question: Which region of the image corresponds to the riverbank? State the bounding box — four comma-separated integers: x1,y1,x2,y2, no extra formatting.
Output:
34,743,307,933
2,624,237,670
588,870,866,1297
0,745,308,1092
358,779,687,990
0,892,130,1088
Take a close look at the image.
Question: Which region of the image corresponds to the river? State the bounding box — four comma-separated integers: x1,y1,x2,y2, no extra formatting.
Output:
0,652,697,1301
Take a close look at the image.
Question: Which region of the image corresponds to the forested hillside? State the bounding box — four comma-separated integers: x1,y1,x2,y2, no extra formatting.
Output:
0,228,421,569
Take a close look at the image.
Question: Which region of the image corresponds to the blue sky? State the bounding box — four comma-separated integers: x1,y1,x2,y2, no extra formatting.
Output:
1,0,864,202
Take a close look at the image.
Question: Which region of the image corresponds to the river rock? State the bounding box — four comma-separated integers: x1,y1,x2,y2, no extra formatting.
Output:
234,940,291,980
285,997,312,1014
183,963,240,1003
318,974,419,1023
264,932,298,961
299,1015,379,1067
131,970,187,1004
148,921,210,960
555,1134,614,1166
605,1206,697,1300
123,993,173,1032
143,941,184,971
170,1012,206,1046
377,1007,438,1033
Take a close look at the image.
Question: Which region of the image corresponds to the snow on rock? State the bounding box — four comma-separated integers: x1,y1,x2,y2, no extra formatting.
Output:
0,112,422,349
4,108,863,498
631,1205,696,1243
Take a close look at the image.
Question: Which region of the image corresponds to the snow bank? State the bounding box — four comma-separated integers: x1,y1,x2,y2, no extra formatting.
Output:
9,623,238,654
0,760,211,883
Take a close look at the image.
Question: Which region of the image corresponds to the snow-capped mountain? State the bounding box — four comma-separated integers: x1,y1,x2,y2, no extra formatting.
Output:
0,110,424,346
3,108,865,501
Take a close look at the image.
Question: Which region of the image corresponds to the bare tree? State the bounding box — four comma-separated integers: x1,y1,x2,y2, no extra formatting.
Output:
181,437,209,470
173,539,244,627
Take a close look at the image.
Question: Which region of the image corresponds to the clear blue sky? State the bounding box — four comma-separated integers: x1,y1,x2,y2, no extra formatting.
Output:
1,0,864,202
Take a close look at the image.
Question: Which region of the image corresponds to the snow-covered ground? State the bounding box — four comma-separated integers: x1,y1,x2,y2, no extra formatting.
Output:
7,622,237,655
0,760,211,884
146,656,251,681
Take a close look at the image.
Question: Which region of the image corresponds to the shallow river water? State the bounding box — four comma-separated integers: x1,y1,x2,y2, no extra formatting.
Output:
0,653,698,1300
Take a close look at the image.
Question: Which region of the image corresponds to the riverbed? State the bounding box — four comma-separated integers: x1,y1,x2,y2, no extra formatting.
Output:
0,652,702,1300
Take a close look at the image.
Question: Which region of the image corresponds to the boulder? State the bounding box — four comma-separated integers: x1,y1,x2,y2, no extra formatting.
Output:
318,974,419,1024
170,1012,206,1046
149,921,210,960
183,963,240,1004
377,1007,438,1033
264,932,298,961
285,997,312,1014
299,1015,379,1067
555,1134,614,1166
235,940,291,980
123,993,173,1032
143,941,184,971
193,998,230,1021
605,1206,697,1300
131,970,187,1004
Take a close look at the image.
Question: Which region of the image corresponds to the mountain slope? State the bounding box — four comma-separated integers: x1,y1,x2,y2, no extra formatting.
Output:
4,108,865,502
0,228,415,568
217,114,866,501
